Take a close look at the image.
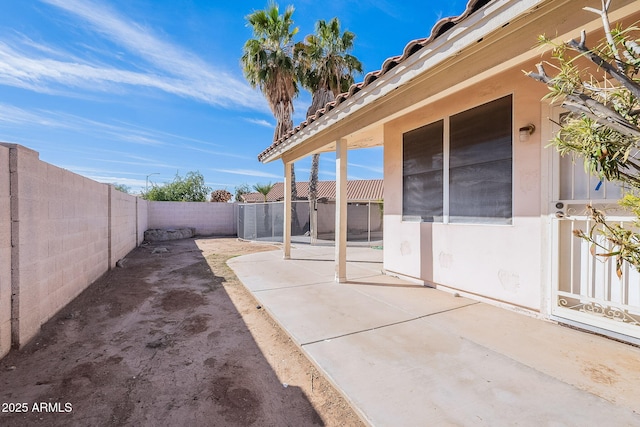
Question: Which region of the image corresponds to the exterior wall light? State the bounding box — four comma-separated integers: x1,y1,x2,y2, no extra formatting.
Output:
519,123,535,142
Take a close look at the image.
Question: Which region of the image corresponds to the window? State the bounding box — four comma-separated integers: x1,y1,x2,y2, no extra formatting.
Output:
449,95,512,223
402,95,512,224
403,120,443,222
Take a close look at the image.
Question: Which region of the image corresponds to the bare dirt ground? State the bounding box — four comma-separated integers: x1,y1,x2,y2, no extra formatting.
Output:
0,238,365,427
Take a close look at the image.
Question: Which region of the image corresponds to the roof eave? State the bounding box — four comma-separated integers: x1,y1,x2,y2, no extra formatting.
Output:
258,0,544,164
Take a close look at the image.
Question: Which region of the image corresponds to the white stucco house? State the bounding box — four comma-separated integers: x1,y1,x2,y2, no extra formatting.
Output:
257,0,640,345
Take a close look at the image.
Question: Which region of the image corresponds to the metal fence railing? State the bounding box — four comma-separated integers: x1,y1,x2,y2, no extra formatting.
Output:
237,200,383,246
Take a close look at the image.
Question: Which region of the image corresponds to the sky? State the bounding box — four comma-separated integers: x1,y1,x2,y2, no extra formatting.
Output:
0,0,469,195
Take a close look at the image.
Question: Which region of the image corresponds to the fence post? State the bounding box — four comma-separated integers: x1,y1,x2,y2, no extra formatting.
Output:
368,202,371,244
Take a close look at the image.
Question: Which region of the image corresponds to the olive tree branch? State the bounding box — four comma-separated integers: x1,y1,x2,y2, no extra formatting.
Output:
584,0,625,71
567,33,640,100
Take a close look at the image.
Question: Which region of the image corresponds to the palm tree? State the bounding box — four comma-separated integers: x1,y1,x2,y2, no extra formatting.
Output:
253,182,274,202
242,3,299,202
253,182,275,236
295,18,363,240
296,18,362,117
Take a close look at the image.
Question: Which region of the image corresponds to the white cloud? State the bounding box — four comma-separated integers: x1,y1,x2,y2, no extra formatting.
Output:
348,162,383,174
111,120,224,148
59,165,142,176
0,0,268,110
212,168,281,179
87,175,147,188
0,103,74,128
347,174,365,180
0,40,262,108
0,104,253,160
184,146,253,160
297,167,336,178
87,157,180,170
244,118,273,128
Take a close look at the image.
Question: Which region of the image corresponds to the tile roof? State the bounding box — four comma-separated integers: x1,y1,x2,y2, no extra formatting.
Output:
257,0,492,163
240,179,383,203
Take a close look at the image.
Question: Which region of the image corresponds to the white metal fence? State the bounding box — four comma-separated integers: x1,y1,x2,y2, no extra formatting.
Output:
553,214,640,343
237,200,383,246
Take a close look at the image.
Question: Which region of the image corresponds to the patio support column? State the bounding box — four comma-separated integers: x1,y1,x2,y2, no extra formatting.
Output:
335,138,347,283
283,160,292,259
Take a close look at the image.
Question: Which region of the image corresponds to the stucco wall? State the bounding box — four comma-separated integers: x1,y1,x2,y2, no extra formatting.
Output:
0,145,11,358
148,201,237,236
383,65,549,311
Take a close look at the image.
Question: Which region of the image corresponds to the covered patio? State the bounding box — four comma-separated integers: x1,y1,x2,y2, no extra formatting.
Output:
228,245,640,426
260,133,382,283
256,0,640,345
256,0,563,285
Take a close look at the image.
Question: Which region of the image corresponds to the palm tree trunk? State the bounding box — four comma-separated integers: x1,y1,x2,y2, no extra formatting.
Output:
290,163,300,234
307,88,334,243
273,99,300,234
308,153,319,242
290,163,298,200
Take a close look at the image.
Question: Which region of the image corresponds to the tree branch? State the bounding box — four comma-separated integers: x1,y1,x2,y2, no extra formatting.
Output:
583,0,625,71
566,38,640,100
527,63,640,139
562,95,640,139
526,63,553,85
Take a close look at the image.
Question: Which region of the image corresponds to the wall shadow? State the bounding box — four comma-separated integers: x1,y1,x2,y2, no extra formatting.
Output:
0,238,327,426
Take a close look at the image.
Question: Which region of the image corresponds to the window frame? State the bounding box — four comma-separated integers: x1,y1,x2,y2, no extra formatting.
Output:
401,94,514,225
402,119,445,223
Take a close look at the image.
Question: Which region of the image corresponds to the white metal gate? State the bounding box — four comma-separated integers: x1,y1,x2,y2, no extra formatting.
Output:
550,111,640,343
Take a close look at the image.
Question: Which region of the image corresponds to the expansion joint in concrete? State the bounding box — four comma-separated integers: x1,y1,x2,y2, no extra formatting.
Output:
300,301,480,347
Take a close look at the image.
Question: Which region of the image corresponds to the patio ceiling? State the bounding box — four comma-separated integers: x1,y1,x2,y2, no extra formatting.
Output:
293,124,384,157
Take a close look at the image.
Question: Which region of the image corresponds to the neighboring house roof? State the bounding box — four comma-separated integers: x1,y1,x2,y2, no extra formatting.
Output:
240,179,383,203
257,0,491,163
241,192,270,203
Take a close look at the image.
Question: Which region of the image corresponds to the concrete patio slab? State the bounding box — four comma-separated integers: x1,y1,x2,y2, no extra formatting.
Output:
305,317,639,426
229,246,383,292
347,278,476,316
228,245,640,426
429,302,640,412
249,283,414,344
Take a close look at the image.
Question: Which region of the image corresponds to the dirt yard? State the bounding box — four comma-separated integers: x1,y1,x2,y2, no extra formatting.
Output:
0,238,365,427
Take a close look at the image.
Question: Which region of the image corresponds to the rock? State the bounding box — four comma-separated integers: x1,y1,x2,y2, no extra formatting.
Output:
146,337,167,349
144,228,196,242
152,247,168,254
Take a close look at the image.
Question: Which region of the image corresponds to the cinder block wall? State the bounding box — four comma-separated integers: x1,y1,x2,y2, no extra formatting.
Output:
137,197,149,246
8,144,111,347
0,145,11,358
0,143,239,355
110,187,140,267
2,143,149,351
148,201,237,236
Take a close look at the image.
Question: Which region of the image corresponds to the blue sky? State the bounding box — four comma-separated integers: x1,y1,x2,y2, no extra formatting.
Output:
0,0,469,194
